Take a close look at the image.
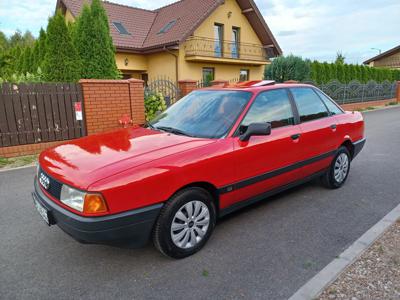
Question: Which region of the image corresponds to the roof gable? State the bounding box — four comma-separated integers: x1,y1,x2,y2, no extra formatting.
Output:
363,45,400,64
58,0,281,55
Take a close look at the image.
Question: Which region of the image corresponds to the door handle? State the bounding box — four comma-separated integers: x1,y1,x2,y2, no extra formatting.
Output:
291,133,301,140
330,124,337,129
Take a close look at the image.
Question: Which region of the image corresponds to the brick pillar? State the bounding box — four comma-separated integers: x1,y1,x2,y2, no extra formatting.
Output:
178,80,197,97
80,79,145,135
128,79,145,125
397,81,400,103
211,80,229,87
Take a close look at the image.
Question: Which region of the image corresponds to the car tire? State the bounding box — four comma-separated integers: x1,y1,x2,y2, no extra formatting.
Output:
321,146,351,189
152,187,217,259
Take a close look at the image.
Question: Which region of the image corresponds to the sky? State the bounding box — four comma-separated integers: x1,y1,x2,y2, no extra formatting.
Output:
1,0,399,63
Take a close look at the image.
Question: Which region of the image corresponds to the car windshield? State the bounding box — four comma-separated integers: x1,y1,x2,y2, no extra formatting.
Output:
149,90,252,138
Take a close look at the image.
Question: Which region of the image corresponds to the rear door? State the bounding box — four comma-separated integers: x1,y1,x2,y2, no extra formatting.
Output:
222,89,304,208
289,87,339,177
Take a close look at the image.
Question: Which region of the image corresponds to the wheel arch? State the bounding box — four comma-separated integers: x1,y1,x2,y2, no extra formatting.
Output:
171,182,220,214
340,139,354,159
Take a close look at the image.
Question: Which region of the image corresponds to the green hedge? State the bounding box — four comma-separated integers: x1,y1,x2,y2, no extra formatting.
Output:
265,55,400,84
310,61,400,84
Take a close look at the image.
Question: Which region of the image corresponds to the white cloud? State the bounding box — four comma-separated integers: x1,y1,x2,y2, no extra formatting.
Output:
0,0,55,37
1,0,399,63
263,0,400,63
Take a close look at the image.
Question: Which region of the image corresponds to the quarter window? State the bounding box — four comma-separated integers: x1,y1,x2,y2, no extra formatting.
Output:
241,89,295,129
290,88,329,122
314,89,343,115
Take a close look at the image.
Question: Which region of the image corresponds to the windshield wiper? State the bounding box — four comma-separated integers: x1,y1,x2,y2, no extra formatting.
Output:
146,122,156,130
155,126,194,137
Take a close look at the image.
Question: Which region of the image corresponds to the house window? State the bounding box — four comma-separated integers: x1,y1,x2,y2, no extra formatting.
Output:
158,20,177,34
214,24,224,57
232,27,240,58
239,69,249,81
112,22,130,35
202,68,215,85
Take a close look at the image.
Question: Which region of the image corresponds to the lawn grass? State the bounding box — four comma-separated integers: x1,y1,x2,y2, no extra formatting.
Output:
0,155,38,169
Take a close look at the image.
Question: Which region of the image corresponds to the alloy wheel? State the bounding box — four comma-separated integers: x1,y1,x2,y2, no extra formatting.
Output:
334,153,349,183
170,200,210,249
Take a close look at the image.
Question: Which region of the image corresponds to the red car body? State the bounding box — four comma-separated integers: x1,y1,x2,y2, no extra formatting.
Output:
33,83,365,248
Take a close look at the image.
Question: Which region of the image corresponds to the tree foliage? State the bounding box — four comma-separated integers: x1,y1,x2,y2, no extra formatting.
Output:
74,0,119,79
264,55,311,82
42,11,81,82
263,55,400,84
144,92,167,121
335,51,345,65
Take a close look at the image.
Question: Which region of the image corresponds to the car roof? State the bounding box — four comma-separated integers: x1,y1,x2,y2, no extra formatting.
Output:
201,81,314,93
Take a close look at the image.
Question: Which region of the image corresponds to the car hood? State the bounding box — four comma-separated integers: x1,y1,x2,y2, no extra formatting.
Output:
39,127,215,189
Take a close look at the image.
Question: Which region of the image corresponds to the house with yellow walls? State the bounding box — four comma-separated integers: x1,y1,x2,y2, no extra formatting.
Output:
56,0,282,84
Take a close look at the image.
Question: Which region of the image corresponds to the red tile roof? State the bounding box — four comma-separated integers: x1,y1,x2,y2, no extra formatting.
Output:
58,0,281,55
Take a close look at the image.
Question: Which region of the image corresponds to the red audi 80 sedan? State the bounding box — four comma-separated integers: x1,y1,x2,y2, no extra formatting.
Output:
33,81,365,258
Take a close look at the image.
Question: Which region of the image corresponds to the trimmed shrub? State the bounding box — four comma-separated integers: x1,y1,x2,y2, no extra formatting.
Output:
144,92,167,121
42,11,81,82
264,55,311,82
74,0,119,79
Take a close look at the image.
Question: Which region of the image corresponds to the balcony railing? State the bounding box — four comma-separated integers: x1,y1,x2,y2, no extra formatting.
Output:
184,36,268,62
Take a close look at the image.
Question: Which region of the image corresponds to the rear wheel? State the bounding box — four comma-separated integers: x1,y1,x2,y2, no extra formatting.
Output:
321,146,351,189
153,187,216,259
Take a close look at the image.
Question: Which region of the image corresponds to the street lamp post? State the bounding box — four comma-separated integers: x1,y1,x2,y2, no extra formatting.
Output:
371,48,382,55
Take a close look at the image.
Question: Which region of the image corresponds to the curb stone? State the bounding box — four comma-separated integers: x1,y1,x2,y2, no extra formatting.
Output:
0,164,36,173
289,202,400,300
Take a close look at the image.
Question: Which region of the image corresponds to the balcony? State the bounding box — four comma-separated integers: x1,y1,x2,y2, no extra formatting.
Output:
184,36,269,65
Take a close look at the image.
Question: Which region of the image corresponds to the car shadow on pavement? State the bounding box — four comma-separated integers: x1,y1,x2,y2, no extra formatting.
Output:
217,178,321,225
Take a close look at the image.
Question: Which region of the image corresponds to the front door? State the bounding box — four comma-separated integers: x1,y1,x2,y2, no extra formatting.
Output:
221,89,304,208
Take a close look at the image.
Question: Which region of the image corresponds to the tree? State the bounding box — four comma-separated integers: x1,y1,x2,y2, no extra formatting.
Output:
336,64,345,83
31,41,40,72
329,63,337,82
8,30,35,48
74,0,119,79
360,65,368,83
22,31,35,47
335,51,345,65
264,55,310,82
0,31,8,51
42,11,81,82
37,28,47,69
21,46,33,74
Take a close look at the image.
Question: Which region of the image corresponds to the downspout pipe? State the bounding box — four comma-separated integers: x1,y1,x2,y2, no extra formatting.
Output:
163,45,179,83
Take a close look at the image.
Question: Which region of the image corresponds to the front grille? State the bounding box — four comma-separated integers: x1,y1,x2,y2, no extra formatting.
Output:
38,167,63,200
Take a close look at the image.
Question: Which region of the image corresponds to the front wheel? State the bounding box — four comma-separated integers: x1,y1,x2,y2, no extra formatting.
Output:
153,187,216,259
321,146,351,189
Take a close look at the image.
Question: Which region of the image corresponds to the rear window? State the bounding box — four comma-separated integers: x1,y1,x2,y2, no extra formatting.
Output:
290,88,329,122
314,89,343,115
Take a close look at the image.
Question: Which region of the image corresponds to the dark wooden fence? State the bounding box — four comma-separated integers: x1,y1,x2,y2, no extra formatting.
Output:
0,83,85,147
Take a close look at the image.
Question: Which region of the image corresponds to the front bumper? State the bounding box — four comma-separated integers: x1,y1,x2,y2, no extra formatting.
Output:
352,138,366,159
33,180,163,247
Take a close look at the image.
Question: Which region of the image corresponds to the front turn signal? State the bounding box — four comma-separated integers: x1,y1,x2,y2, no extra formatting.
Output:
83,193,108,214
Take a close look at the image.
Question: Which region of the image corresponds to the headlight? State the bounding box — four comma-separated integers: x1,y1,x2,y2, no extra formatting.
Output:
60,185,86,212
60,185,108,214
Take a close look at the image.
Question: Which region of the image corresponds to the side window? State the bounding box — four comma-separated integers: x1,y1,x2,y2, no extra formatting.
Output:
290,88,329,122
314,89,343,115
241,89,295,129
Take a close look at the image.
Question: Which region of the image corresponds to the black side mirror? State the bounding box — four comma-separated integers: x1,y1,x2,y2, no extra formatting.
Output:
239,122,271,142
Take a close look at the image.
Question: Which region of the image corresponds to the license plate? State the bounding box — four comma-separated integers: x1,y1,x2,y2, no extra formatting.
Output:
34,199,50,225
